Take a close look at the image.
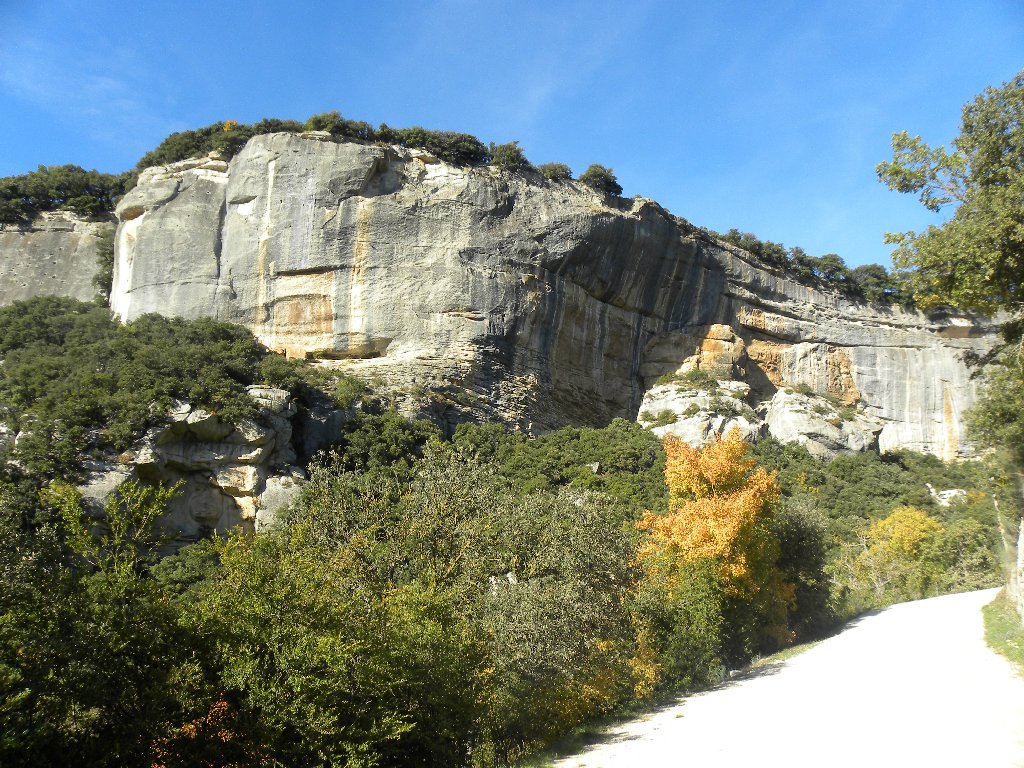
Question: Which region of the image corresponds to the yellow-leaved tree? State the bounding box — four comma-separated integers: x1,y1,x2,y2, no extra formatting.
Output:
637,429,794,672
836,505,945,606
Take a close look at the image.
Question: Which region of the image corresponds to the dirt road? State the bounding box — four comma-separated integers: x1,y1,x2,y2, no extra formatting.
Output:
553,588,1024,768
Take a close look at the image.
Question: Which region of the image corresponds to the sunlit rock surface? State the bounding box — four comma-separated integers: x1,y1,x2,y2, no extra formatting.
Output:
75,386,308,548
0,211,112,304
109,133,995,458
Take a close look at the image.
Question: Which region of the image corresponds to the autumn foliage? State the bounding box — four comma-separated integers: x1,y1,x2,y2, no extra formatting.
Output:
639,429,794,654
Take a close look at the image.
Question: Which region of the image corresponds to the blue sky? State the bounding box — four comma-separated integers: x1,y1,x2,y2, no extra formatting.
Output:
1,0,1021,267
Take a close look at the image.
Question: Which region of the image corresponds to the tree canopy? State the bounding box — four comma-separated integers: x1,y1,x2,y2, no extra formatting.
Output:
877,70,1024,312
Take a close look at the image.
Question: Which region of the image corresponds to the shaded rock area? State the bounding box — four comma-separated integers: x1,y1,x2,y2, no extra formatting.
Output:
0,211,113,304
106,132,995,459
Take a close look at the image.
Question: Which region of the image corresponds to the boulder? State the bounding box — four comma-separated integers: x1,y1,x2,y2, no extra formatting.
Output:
638,380,765,446
762,389,883,460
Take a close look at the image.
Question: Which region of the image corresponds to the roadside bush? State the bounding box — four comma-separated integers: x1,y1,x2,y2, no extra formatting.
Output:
280,444,640,764
0,481,211,768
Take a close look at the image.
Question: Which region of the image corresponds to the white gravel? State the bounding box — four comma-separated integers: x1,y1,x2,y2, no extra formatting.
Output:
552,588,1024,768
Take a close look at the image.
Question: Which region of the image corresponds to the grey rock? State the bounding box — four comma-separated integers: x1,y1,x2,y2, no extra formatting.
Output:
0,212,113,304
246,385,296,416
76,462,133,516
0,424,14,457
184,409,235,442
256,473,305,532
91,388,304,549
639,380,765,445
925,483,967,507
293,402,358,461
762,389,883,460
108,134,996,458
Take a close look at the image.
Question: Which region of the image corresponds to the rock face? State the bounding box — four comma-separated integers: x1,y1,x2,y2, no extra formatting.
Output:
639,379,765,446
0,211,112,304
108,133,995,458
76,386,308,548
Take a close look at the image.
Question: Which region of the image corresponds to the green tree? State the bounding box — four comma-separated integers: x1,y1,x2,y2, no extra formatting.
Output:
538,162,572,181
877,70,1024,312
0,165,126,223
578,164,623,197
489,141,530,171
0,480,210,768
879,71,1024,621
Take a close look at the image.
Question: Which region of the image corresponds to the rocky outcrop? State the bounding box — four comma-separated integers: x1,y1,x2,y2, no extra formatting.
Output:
761,389,884,459
106,133,995,457
639,380,764,446
0,211,112,304
76,386,309,547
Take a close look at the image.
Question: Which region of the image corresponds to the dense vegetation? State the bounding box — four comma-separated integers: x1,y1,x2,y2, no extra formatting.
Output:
0,165,128,224
139,112,496,171
877,69,1024,624
710,229,911,304
0,297,332,482
0,352,1001,766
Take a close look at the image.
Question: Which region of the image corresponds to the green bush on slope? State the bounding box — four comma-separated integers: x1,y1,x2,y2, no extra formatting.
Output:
0,296,325,480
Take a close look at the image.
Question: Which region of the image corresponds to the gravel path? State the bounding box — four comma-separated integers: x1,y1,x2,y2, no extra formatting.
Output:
552,588,1024,768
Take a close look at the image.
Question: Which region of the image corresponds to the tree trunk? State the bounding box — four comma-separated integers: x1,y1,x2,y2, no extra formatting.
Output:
1014,473,1024,624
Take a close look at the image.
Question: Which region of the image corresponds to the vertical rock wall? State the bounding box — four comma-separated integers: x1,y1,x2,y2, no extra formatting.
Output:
0,211,112,304
107,132,996,456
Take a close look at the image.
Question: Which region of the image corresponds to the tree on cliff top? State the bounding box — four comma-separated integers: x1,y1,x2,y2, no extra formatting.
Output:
579,164,623,197
877,69,1024,313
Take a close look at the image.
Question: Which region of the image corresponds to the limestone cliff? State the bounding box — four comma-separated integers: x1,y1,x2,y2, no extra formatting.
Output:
0,211,111,304
107,132,994,458
77,386,309,547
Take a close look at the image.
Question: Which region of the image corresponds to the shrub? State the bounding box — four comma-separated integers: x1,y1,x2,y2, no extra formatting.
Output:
303,111,375,140
660,368,718,390
714,230,913,305
709,396,742,418
578,164,623,197
92,227,115,301
538,162,572,181
135,118,303,170
0,165,127,223
489,141,529,171
0,297,317,480
648,409,677,427
0,480,210,767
